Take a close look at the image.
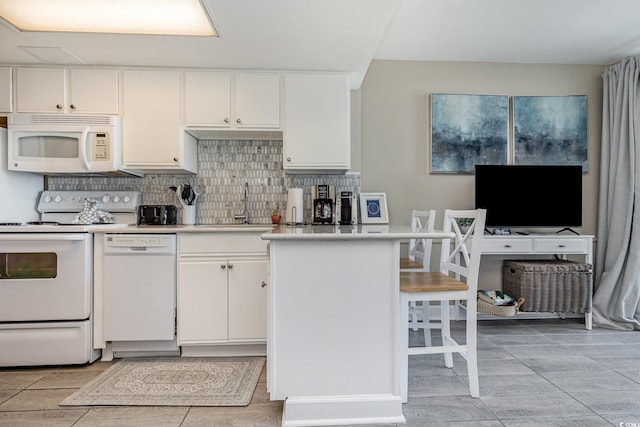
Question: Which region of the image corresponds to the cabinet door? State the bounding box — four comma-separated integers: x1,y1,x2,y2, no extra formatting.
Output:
69,69,119,114
122,70,182,167
228,258,268,341
0,67,11,112
178,260,228,343
234,74,280,128
16,68,66,113
184,71,231,127
283,73,350,170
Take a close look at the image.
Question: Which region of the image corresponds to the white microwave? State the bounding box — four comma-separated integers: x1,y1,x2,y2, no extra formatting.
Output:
7,114,141,176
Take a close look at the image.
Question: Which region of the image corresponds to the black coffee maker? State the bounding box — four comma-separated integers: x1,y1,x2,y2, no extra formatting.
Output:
338,191,358,225
311,184,335,224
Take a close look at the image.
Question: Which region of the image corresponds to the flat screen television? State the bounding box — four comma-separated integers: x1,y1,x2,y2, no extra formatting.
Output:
474,165,582,229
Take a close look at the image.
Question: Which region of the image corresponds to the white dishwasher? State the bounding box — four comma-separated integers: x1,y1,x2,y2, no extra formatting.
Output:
103,234,177,342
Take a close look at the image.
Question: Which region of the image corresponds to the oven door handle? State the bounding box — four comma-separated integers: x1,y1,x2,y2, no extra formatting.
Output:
0,234,88,241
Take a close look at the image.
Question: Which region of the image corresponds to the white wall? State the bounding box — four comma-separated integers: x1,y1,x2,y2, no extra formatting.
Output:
360,60,605,289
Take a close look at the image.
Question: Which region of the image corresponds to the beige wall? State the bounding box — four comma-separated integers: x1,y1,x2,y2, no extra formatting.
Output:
360,60,605,288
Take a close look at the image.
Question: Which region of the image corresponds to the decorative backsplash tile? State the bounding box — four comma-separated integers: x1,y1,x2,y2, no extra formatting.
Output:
48,139,361,224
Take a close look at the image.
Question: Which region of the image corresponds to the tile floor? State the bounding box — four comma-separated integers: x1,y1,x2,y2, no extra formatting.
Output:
1,318,640,426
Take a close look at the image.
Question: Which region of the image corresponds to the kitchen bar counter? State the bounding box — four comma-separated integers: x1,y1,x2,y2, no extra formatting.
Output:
261,226,454,426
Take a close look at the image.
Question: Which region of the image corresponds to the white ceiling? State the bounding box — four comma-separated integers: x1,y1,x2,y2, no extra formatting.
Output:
0,0,639,89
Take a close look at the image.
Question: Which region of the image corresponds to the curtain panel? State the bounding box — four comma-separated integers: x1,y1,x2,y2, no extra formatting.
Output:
593,56,640,330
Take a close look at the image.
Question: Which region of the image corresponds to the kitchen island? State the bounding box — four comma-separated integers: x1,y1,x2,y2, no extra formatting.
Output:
261,224,454,427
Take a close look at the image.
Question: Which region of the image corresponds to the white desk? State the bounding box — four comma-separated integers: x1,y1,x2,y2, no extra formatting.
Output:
482,234,594,329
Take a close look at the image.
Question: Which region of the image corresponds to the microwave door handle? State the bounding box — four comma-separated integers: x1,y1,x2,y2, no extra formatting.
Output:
80,127,91,171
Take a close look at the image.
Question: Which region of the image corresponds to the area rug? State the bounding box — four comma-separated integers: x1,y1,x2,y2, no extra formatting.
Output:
60,357,265,407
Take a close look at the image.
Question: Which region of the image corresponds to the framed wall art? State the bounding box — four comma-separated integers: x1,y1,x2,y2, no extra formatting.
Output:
359,193,389,224
513,95,588,172
430,93,509,174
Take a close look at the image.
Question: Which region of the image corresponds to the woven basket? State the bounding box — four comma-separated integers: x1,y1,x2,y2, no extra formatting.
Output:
502,260,593,313
478,297,525,317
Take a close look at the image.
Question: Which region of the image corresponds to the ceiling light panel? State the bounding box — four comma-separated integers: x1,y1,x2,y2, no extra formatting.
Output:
0,0,217,36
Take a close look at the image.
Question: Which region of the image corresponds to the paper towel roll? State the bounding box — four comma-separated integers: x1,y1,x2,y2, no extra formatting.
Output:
286,188,304,224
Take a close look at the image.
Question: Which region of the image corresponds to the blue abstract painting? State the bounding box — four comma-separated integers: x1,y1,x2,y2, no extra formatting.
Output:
513,95,588,172
431,94,509,173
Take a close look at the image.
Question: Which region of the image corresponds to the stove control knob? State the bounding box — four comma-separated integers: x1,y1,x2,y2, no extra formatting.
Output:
54,195,62,203
43,195,52,203
123,195,131,203
102,195,110,203
113,196,121,203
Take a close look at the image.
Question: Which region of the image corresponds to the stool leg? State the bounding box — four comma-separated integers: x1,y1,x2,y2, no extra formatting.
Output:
399,293,410,403
409,301,419,331
421,301,432,346
466,299,480,398
441,301,453,368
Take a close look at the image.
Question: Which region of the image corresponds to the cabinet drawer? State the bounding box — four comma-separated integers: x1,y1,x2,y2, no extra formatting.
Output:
179,233,267,254
534,239,587,254
482,238,532,253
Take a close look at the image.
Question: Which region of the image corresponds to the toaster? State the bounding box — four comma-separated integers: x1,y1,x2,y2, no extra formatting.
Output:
137,205,177,225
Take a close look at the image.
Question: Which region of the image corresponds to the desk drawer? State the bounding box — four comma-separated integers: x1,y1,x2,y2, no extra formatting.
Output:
483,238,532,253
534,239,587,254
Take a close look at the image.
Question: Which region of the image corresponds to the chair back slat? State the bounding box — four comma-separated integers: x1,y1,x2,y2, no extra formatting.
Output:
408,210,436,271
439,209,486,294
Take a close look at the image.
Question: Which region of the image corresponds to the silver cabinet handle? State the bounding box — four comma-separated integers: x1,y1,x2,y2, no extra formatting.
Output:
261,281,267,288
224,118,230,123
56,104,63,109
236,118,241,124
227,264,233,270
221,265,226,270
286,157,291,162
70,104,76,110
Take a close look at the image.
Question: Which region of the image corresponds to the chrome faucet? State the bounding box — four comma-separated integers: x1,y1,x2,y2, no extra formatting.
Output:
233,182,250,224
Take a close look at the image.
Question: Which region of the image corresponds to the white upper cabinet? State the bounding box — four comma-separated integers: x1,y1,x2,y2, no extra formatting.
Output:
185,72,280,129
15,67,119,114
121,69,196,173
0,67,11,112
234,73,280,128
283,73,350,171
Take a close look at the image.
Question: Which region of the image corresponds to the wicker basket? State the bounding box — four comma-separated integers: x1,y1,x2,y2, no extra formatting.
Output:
478,297,525,317
502,260,593,314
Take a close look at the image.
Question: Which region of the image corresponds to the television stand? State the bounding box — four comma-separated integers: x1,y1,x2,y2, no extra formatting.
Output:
481,234,594,330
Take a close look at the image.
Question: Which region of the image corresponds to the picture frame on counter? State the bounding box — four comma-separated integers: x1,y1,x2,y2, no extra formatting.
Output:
359,193,389,224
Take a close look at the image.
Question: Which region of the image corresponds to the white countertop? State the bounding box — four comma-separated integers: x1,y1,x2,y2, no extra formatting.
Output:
261,224,455,240
90,224,276,233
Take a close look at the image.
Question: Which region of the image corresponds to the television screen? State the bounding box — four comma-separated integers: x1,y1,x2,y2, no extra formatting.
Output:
474,165,582,229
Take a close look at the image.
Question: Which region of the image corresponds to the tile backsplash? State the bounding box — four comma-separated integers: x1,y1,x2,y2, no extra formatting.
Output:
47,139,361,224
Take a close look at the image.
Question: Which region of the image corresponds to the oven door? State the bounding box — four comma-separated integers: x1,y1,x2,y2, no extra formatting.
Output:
0,233,91,321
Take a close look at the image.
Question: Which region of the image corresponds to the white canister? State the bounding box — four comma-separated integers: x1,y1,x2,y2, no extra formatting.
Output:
286,188,304,224
182,205,196,225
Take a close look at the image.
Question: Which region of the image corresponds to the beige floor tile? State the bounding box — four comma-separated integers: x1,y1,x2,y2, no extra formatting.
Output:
0,409,87,427
74,406,189,427
0,391,18,406
27,370,105,390
181,402,283,427
0,371,46,390
0,388,77,411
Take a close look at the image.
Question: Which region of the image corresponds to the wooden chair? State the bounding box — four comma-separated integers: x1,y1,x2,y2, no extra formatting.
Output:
398,208,486,402
399,210,436,344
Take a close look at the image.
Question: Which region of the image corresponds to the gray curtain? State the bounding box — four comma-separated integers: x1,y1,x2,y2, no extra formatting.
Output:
593,56,640,330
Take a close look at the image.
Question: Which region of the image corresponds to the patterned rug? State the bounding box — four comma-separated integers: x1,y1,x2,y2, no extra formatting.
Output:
60,357,265,407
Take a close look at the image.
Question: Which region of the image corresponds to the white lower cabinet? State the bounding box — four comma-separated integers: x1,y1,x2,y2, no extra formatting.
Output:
177,233,268,346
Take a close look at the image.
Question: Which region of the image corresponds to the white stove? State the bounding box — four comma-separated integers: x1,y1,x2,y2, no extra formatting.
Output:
0,190,141,232
0,190,141,367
